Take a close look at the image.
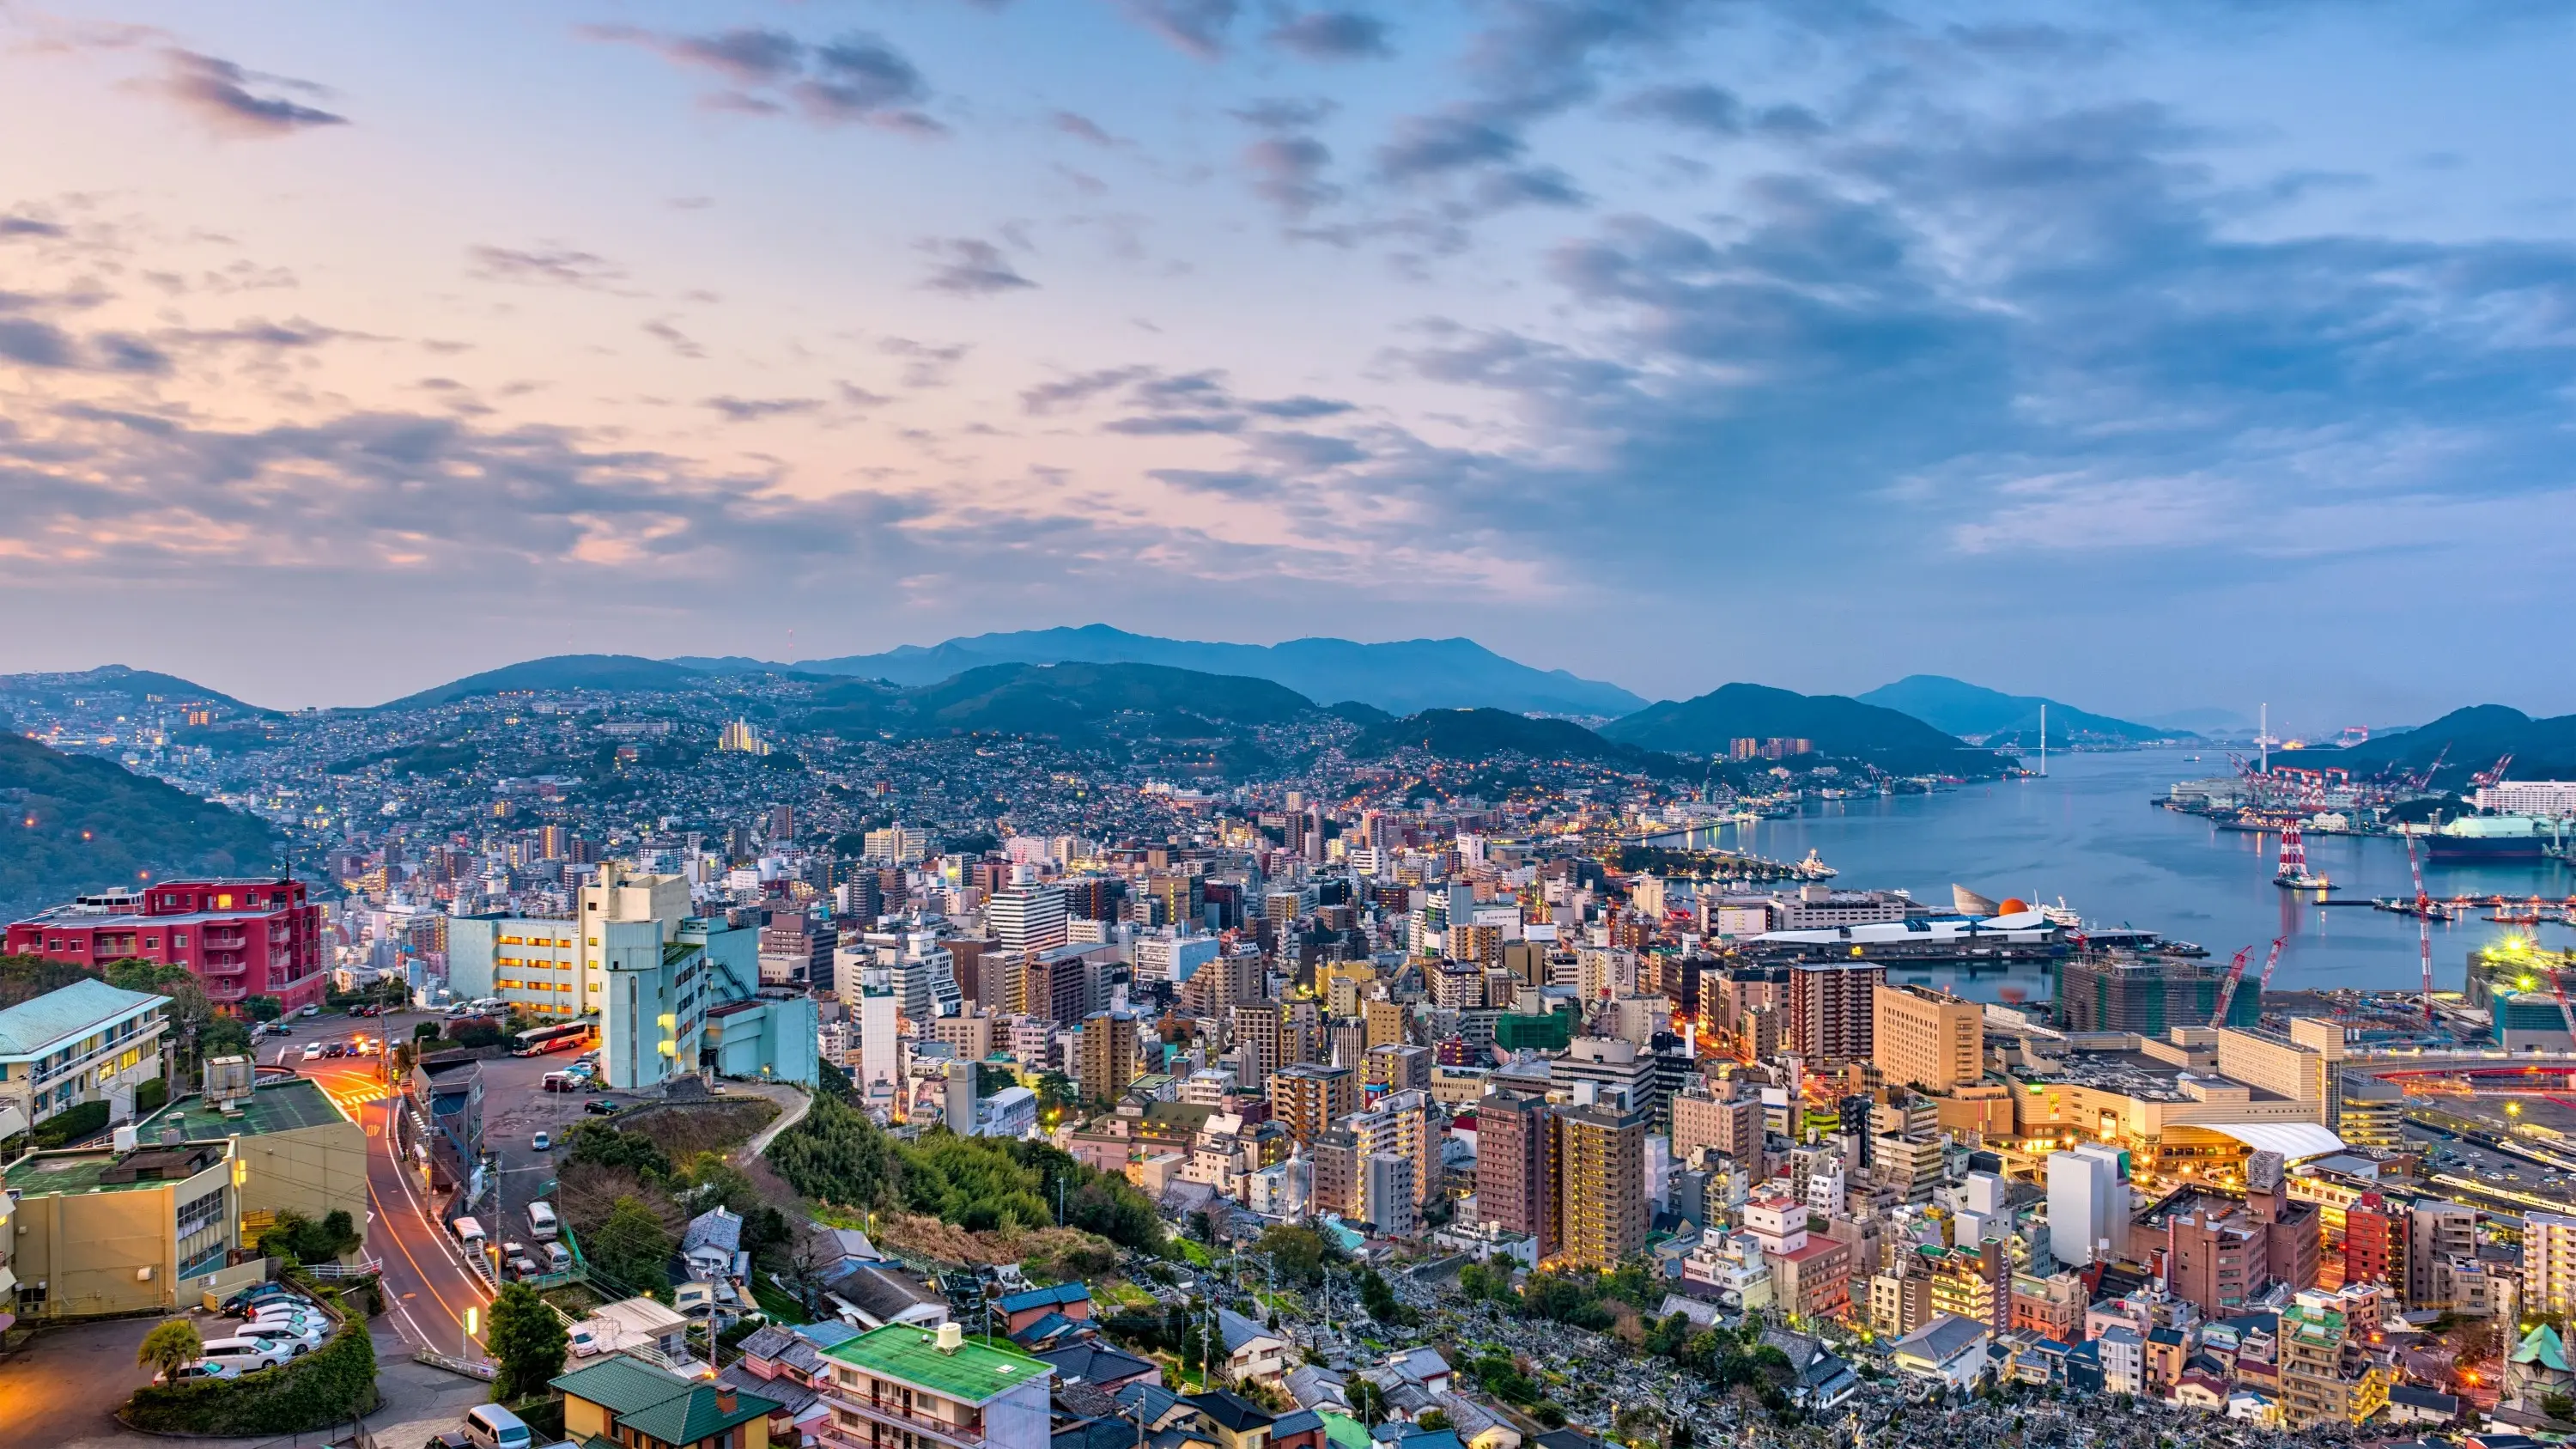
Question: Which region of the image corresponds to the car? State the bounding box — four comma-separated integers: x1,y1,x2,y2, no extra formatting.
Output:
161,1360,240,1385
532,1129,551,1151
323,1042,346,1058
299,1005,320,1018
233,1322,322,1357
220,1285,307,1316
567,1324,599,1357
301,1043,324,1062
584,1100,621,1116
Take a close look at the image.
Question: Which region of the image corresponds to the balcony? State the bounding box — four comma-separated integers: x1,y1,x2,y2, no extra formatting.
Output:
820,1392,988,1449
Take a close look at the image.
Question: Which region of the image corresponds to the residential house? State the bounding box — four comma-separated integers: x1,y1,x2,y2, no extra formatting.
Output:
1427,1397,1518,1449
1188,1390,1279,1449
1215,1308,1290,1385
677,1207,752,1325
1384,1349,1452,1397
1889,1315,1990,1390
1002,1282,1097,1336
826,1262,952,1331
724,1324,841,1446
1036,1342,1158,1393
556,1354,781,1449
578,1297,696,1367
1760,1329,1860,1411
0,979,170,1138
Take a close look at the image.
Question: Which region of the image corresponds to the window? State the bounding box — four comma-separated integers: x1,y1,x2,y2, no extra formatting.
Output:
216,894,233,910
173,932,188,947
143,936,158,948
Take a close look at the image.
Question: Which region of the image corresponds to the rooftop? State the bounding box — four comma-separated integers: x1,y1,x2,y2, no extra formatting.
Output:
145,1078,350,1138
823,1324,1054,1403
4,1138,230,1195
0,979,167,1056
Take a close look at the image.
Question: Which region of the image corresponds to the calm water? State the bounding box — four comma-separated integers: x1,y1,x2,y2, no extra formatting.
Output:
1687,751,2576,1000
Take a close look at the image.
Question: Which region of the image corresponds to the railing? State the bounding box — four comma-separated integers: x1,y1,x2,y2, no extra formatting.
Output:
821,1391,990,1449
414,1347,497,1379
307,1255,386,1280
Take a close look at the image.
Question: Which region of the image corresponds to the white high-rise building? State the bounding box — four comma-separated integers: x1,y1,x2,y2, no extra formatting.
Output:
988,886,1070,955
2046,1144,2128,1268
2525,1211,2576,1320
855,977,901,1117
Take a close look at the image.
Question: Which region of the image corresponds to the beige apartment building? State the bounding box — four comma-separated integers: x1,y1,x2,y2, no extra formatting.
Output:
1552,1099,1648,1270
1873,984,1984,1092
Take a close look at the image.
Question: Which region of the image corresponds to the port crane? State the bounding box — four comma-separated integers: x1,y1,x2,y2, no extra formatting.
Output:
2406,833,2435,1025
2211,934,2290,1028
2472,754,2516,791
2393,742,2451,795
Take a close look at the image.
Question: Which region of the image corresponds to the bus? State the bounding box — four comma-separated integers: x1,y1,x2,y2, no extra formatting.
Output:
513,1021,594,1056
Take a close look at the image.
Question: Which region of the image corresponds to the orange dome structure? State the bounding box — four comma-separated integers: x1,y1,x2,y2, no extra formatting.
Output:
1997,897,2030,914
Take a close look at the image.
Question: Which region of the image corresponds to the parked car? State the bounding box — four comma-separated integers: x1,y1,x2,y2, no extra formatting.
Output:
583,1100,621,1116
544,1242,572,1274
195,1337,294,1373
220,1283,307,1315
532,1130,551,1151
161,1360,240,1384
301,1043,323,1062
236,1321,323,1357
567,1324,599,1357
299,1004,319,1018
323,1042,346,1058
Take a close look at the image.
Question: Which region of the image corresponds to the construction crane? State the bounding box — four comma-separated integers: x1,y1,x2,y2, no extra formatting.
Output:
2250,933,2292,1008
2211,943,2256,1027
2406,833,2435,1025
2396,742,2451,795
2472,753,2517,790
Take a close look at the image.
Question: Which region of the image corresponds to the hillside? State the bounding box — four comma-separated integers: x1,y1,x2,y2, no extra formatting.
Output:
0,734,283,921
0,664,268,715
1856,675,2185,746
1351,708,1686,775
1601,683,2014,776
378,654,707,709
799,661,1318,741
2336,704,2576,783
682,624,1646,716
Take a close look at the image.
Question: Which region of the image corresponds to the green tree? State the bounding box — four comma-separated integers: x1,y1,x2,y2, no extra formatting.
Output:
1255,1224,1327,1287
487,1283,570,1402
199,1015,252,1061
589,1195,675,1299
137,1318,203,1383
243,995,283,1022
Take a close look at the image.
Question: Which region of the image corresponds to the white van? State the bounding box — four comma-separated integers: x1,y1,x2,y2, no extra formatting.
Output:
197,1337,291,1373
544,1241,572,1274
465,1403,535,1449
526,1202,558,1241
451,1215,488,1250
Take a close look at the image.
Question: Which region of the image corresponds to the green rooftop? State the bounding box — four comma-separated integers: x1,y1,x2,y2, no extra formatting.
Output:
823,1324,1053,1403
145,1078,350,1138
5,1140,230,1195
553,1354,778,1445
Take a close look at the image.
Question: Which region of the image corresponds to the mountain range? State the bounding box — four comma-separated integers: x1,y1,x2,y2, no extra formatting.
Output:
672,624,1646,718
2335,704,2576,785
1854,675,2187,746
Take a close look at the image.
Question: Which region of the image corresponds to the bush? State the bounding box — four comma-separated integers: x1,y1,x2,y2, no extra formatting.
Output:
259,1209,362,1265
133,1077,169,1116
124,1320,378,1435
33,1099,109,1148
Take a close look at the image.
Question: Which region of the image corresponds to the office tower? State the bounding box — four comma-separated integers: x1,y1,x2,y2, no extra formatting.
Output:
1473,1090,1554,1261
1061,875,1118,922
768,804,794,842
2046,1144,2128,1268
1872,983,1984,1091
1671,1084,1761,1165
1078,1012,1138,1105
1364,1154,1417,1235
1552,1099,1649,1270
1789,963,1886,1066
1268,1062,1356,1144
988,886,1070,955
863,823,932,865
1232,1002,1284,1086
1556,1036,1655,1114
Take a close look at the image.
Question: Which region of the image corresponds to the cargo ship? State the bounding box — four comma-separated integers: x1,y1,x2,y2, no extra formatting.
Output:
2425,813,2558,861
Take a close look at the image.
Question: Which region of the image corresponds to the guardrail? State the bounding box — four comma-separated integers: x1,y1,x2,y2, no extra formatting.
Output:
307,1256,386,1280
413,1347,497,1380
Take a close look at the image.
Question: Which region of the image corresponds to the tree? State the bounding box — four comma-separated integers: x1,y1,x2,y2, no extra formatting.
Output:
243,995,283,1022
1256,1224,1327,1287
1349,1376,1388,1426
137,1318,203,1383
487,1283,570,1402
589,1195,676,1299
1418,1410,1452,1433
199,1015,252,1061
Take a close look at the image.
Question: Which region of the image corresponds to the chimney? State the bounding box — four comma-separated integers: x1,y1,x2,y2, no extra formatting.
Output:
716,1386,738,1414
936,1322,964,1355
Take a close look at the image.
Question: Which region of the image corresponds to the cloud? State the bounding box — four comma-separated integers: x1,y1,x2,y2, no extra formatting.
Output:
1021,366,1153,415
1267,10,1392,60
0,217,69,240
467,245,626,289
1051,112,1119,147
917,239,1036,296
583,23,942,135
702,395,825,422
156,51,348,137
1245,395,1355,419
1249,430,1366,466
0,320,77,368
1149,468,1271,495
879,338,972,387
1233,98,1336,131
1377,112,1523,180
1243,135,1340,217
1117,0,1242,58
1617,82,1741,136
643,319,706,359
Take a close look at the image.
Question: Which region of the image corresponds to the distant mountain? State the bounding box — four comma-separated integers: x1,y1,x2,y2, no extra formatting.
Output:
2335,704,2576,783
677,624,1646,717
1856,675,2188,746
1601,682,2013,776
0,734,282,921
378,654,708,709
2139,707,2255,736
0,664,268,715
799,662,1317,742
1350,708,1687,775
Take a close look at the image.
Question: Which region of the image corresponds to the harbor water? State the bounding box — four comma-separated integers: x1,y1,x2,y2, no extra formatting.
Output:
1678,750,2576,1002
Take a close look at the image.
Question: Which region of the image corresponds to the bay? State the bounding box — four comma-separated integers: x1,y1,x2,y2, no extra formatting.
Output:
1677,749,2576,1002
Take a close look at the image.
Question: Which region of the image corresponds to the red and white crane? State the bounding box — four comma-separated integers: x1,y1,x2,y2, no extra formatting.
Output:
2213,935,2291,1028
2406,833,2435,1025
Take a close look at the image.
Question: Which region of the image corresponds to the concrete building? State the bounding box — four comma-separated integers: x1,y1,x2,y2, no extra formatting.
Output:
1671,1085,1761,1166
1078,1012,1138,1105
3,1138,236,1319
1873,984,1983,1093
1268,1062,1355,1145
1790,964,1885,1067
0,979,170,1137
6,878,328,1014
2525,1211,2576,1321
1473,1089,1554,1261
1364,1154,1418,1236
2046,1144,2128,1268
988,886,1070,956
1552,1099,1647,1270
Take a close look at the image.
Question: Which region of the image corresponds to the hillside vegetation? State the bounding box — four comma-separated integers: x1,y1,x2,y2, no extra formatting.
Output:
2337,704,2576,784
376,653,707,709
799,661,1315,743
1351,708,1687,776
1856,674,2184,746
1602,682,2013,776
0,734,282,920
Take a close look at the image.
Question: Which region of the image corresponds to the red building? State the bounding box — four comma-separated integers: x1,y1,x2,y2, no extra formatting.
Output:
2343,1190,2409,1292
6,879,326,1014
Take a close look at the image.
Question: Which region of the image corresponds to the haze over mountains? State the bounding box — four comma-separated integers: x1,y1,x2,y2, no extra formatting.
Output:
1855,676,2190,746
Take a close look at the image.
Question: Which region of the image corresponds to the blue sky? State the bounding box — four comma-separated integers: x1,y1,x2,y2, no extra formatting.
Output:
1,1,2572,723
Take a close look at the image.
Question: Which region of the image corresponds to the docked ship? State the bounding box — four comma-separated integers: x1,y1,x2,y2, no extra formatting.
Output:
2426,813,2557,861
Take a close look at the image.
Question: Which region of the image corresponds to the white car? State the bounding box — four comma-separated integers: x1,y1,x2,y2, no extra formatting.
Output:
236,1321,324,1356
161,1359,240,1384
301,1043,324,1062
532,1130,551,1151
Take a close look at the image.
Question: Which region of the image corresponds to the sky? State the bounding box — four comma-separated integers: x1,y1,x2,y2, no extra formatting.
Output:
2,0,2573,724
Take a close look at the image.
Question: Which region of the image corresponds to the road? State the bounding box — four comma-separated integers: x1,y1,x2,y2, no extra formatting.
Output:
286,1014,495,1357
